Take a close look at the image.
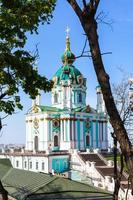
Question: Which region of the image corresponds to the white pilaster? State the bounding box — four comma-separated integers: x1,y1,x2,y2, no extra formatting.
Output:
68,120,70,141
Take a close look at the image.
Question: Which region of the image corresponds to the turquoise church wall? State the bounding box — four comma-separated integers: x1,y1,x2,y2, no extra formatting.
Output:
52,158,69,173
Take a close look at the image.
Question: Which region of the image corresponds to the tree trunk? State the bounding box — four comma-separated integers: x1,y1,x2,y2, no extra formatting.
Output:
82,18,133,191
0,181,8,200
67,0,133,193
113,133,119,200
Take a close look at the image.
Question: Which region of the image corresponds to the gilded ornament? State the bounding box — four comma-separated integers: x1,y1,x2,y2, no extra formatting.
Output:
33,117,39,129
32,105,39,113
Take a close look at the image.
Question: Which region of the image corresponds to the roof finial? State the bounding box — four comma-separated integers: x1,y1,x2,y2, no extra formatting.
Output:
65,26,70,51
66,26,70,38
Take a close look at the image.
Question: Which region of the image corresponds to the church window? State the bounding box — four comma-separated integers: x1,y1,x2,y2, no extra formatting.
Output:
53,120,59,128
54,135,58,146
54,93,58,103
78,93,82,103
42,162,45,170
24,161,27,168
34,136,38,151
86,134,90,146
36,162,38,170
30,162,32,169
16,161,19,167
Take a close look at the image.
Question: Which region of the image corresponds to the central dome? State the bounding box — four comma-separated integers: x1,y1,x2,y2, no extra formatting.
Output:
54,64,83,85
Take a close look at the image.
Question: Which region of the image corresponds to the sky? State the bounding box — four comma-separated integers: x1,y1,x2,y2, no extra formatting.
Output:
1,0,133,144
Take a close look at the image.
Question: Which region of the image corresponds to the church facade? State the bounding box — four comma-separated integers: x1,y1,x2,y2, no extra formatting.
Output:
25,35,108,153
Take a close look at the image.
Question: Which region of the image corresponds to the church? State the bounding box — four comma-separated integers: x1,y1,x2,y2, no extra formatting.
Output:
0,32,108,174
26,33,108,153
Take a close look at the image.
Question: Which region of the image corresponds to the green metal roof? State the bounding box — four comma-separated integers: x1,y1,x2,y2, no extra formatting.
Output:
1,162,112,200
2,168,56,200
38,105,63,112
0,164,12,180
0,158,12,167
0,159,12,179
2,171,112,200
73,106,96,114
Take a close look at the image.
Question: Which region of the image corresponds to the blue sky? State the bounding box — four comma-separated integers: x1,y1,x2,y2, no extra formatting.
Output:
1,0,133,144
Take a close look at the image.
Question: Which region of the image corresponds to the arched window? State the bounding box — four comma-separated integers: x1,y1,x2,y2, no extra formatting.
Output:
54,135,58,147
78,93,82,103
34,136,38,151
54,93,58,103
86,135,90,146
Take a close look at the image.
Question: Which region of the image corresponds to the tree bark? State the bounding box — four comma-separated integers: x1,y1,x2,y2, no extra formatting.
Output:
112,133,119,200
0,181,8,200
67,0,133,193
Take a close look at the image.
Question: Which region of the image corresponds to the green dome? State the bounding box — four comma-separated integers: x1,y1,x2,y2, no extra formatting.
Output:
61,50,76,64
53,64,84,85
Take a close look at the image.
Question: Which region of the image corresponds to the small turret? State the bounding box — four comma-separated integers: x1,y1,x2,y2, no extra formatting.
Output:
96,85,106,114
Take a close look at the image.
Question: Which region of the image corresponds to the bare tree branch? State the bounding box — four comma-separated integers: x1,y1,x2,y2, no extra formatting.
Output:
67,0,83,21
82,0,87,8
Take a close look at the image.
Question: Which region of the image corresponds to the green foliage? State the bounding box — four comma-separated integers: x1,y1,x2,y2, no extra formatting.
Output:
105,154,127,171
0,0,56,115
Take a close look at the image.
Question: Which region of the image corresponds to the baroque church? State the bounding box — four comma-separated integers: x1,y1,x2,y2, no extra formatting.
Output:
26,33,108,153
0,32,108,174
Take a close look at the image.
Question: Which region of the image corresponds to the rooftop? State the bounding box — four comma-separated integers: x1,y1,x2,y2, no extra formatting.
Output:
0,159,112,200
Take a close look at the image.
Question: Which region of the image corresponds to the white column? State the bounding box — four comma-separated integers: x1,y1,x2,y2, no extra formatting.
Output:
105,122,108,148
39,119,43,150
64,120,66,141
60,120,63,141
80,121,83,141
68,120,70,141
28,120,33,151
80,121,84,150
71,120,74,141
75,120,78,149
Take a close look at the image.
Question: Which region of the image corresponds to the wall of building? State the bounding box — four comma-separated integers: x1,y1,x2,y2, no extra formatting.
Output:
1,154,49,173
